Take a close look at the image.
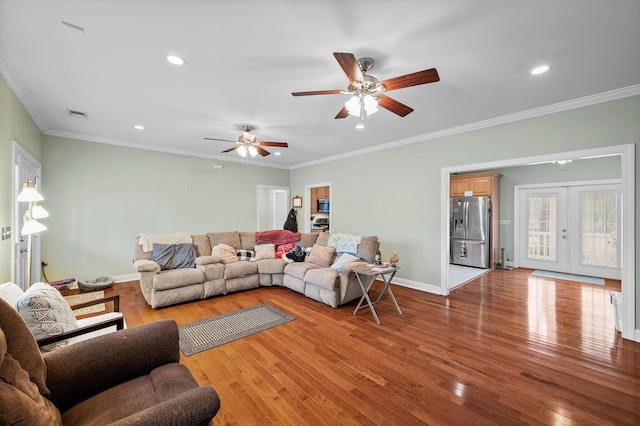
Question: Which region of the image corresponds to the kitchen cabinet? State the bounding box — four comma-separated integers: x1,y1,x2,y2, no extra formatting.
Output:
310,186,330,213
450,172,502,268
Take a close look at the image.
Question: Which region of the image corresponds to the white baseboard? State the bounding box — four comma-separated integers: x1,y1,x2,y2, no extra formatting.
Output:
392,277,445,295
113,273,139,283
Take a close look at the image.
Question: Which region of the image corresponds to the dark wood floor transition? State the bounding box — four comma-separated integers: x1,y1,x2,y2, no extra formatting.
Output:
108,268,639,425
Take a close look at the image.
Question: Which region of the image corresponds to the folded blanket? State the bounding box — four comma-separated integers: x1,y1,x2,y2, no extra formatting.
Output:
138,232,192,252
328,233,361,255
255,230,301,245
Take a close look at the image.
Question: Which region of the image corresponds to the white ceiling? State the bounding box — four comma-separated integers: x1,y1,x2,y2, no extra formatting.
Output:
1,0,639,168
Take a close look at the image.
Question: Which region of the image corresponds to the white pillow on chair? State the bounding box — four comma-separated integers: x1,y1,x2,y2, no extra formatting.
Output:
16,282,79,341
0,282,25,308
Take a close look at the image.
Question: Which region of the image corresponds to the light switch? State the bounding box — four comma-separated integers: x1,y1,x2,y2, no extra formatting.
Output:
1,226,11,241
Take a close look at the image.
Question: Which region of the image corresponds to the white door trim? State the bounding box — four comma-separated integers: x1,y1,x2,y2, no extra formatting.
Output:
13,141,43,288
441,144,635,342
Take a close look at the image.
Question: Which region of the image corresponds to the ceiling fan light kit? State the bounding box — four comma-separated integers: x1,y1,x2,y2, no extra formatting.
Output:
204,124,288,161
292,52,440,129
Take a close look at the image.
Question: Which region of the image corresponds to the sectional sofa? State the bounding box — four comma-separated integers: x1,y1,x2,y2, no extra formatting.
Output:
133,231,379,309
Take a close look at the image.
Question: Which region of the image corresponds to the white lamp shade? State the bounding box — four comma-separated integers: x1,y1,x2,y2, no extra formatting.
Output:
237,145,248,157
31,203,49,219
17,182,43,202
22,218,47,235
248,146,258,157
345,96,361,117
363,95,379,115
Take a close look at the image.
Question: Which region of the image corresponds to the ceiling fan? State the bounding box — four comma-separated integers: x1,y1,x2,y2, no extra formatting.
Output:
292,52,440,128
204,125,288,157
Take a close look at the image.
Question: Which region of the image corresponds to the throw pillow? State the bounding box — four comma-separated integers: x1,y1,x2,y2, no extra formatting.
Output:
306,244,336,268
331,253,362,270
152,243,197,271
0,282,24,309
211,244,239,264
275,243,295,259
236,249,256,262
254,244,276,261
16,282,79,342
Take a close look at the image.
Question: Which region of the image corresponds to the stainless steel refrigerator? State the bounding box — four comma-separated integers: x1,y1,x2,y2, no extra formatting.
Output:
450,196,491,268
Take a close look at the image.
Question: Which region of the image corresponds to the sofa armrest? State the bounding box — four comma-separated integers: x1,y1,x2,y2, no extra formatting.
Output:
44,319,180,412
334,260,367,274
110,386,220,426
196,255,222,266
134,259,160,273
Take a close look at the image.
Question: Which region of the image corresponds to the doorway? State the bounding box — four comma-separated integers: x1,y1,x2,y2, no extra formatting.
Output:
256,185,289,231
440,144,635,341
13,141,43,290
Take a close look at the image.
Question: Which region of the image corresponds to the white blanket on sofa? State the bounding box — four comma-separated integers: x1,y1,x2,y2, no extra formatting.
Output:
138,232,192,252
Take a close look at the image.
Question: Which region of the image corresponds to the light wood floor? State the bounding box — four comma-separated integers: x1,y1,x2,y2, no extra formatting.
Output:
106,268,639,425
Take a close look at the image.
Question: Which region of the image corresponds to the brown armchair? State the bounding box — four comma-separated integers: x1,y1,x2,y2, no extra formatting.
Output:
0,298,220,425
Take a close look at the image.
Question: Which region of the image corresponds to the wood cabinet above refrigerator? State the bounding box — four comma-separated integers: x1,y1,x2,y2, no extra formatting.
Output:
450,172,502,267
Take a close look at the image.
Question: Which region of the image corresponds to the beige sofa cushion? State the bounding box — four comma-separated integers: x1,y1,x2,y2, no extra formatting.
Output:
256,259,286,274
356,236,379,264
307,244,336,267
283,262,320,280
153,269,205,291
207,232,241,249
192,235,212,257
239,232,256,250
211,244,238,264
304,268,339,291
254,244,275,260
224,262,258,279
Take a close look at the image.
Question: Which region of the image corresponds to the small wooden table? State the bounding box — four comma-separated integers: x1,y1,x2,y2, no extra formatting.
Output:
352,265,403,325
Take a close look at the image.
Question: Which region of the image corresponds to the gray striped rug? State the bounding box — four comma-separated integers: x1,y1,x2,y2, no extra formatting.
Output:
178,303,295,356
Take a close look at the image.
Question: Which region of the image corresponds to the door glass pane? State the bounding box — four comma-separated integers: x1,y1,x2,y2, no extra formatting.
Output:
581,194,618,267
527,196,557,261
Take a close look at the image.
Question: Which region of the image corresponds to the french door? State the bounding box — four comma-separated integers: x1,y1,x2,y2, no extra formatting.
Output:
517,183,621,280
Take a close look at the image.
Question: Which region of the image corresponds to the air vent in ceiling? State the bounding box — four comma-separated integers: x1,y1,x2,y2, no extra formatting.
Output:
67,109,88,119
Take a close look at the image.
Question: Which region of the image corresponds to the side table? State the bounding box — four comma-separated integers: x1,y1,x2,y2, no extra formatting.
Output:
352,264,403,325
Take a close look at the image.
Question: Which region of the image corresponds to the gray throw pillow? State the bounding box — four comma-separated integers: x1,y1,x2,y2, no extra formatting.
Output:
152,243,197,270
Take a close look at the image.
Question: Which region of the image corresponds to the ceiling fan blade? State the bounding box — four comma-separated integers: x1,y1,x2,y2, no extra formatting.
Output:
259,142,288,148
205,137,236,143
334,106,349,119
256,146,270,156
292,89,342,96
380,68,440,91
333,52,364,83
221,146,241,153
377,94,414,117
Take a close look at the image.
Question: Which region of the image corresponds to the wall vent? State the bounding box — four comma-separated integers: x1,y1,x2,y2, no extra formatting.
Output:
67,109,88,119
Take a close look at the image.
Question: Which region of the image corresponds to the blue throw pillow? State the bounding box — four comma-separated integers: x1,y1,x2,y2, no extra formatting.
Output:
152,243,197,270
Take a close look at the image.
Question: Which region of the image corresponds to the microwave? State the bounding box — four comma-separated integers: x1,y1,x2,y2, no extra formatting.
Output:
317,198,330,212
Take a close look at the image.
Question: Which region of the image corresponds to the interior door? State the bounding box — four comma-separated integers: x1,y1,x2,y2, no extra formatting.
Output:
518,183,621,279
13,143,43,290
273,190,287,229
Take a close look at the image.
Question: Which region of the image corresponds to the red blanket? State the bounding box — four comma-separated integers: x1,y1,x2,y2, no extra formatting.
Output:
255,230,301,245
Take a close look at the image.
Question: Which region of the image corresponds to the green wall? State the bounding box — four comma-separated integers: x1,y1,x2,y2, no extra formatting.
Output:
41,136,290,280
290,95,639,293
0,74,42,282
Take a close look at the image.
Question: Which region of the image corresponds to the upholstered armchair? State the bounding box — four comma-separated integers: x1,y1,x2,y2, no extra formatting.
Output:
0,298,220,425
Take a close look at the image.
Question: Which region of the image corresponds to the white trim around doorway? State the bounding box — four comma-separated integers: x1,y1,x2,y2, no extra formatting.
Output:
441,144,636,342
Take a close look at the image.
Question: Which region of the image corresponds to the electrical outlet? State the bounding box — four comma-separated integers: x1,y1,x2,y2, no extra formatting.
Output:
1,226,11,241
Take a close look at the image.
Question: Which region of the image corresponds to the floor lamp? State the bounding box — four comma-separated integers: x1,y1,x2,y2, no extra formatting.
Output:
18,181,48,287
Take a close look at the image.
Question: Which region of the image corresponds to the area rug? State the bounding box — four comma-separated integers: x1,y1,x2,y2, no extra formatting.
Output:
178,303,295,356
64,290,106,315
531,270,605,285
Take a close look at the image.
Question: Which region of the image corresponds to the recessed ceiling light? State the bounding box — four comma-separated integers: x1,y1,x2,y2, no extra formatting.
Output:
133,125,145,130
166,55,186,65
530,65,550,75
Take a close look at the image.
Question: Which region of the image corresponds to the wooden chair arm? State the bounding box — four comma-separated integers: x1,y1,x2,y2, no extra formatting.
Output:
68,294,120,312
37,314,125,347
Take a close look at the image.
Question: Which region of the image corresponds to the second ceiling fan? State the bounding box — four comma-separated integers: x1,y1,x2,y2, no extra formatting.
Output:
204,125,288,157
292,52,440,127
